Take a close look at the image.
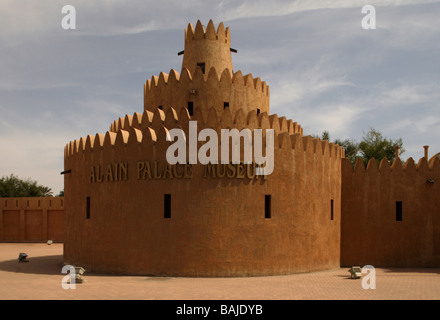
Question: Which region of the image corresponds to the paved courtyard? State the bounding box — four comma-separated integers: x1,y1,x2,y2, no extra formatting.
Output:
0,243,439,300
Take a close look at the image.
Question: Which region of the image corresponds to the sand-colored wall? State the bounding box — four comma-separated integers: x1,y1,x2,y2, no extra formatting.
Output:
0,197,64,242
341,157,440,267
64,107,342,277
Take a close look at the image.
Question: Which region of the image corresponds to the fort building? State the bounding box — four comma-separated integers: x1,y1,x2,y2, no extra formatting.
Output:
1,20,439,276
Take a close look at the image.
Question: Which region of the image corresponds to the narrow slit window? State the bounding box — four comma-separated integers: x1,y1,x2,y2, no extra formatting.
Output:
396,201,402,221
257,108,261,115
265,195,271,219
197,62,205,74
331,199,334,220
224,102,229,109
164,194,171,219
86,196,91,219
188,101,194,116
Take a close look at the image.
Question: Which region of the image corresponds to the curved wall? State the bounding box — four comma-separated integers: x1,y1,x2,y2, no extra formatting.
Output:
64,107,343,276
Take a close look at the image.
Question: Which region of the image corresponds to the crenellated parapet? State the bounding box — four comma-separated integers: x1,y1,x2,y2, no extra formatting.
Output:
65,105,346,162
143,67,270,119
342,156,440,176
109,106,300,137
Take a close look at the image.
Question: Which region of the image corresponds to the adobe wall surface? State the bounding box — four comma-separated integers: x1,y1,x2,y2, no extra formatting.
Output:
0,197,64,243
341,157,440,267
64,107,343,277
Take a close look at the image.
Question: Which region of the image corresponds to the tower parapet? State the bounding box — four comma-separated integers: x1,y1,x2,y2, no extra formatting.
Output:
144,20,270,118
182,20,232,77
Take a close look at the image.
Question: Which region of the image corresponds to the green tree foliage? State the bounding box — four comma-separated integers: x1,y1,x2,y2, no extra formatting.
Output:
314,128,404,166
334,138,360,166
358,128,404,166
0,174,53,197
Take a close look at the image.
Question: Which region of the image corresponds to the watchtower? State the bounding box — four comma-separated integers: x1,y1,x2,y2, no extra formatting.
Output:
180,20,233,77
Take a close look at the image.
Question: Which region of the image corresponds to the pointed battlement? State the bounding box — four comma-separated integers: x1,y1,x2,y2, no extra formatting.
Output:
64,104,344,168
185,20,230,44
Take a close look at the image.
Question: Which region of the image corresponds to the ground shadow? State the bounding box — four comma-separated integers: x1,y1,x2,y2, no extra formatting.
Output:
0,255,64,275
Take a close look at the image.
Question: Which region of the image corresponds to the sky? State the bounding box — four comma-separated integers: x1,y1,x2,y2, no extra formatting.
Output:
0,0,439,194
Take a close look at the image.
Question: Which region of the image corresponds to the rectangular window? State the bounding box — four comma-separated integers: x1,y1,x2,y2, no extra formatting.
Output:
257,108,261,115
188,101,194,116
197,62,205,74
396,201,402,221
164,194,171,219
224,102,229,109
86,196,91,219
265,195,271,219
331,199,334,220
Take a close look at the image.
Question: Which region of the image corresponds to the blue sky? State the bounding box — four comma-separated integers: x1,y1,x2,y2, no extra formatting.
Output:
1,0,439,194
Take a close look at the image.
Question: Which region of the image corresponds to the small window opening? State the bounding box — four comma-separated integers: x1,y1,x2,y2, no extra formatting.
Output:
331,199,334,220
257,108,261,115
396,201,402,221
164,194,171,219
86,197,91,219
188,102,194,116
224,102,229,109
158,105,163,110
197,62,205,74
265,195,271,219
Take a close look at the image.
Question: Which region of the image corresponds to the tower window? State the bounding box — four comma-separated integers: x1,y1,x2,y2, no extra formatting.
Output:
188,102,194,116
86,196,91,219
197,62,205,74
164,194,171,219
265,195,271,219
331,199,334,220
224,102,229,109
396,201,402,221
257,108,261,115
